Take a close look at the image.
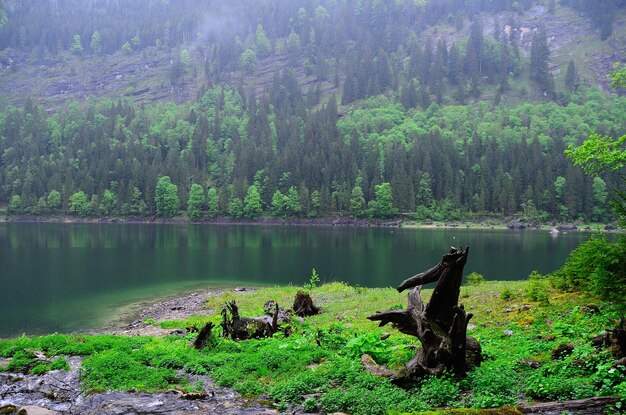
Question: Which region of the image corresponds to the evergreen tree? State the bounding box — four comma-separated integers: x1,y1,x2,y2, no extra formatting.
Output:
350,185,366,218
90,31,102,54
255,24,271,58
565,60,579,92
530,26,552,94
207,187,219,219
70,34,83,55
228,197,244,219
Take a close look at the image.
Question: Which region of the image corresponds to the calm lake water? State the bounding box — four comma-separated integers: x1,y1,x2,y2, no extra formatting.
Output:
0,222,592,338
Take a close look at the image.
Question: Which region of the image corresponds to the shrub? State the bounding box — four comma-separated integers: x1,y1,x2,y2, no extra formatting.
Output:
550,235,626,301
525,271,550,304
466,272,485,286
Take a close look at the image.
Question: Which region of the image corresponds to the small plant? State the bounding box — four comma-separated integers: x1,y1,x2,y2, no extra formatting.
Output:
525,270,550,304
303,397,318,412
303,268,320,292
419,374,461,407
501,288,513,301
466,272,485,286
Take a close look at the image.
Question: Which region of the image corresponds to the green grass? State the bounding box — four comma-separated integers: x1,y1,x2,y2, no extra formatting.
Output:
1,281,625,414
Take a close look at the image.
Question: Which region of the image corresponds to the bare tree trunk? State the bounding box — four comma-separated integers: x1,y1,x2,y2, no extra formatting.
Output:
368,247,481,382
191,322,214,350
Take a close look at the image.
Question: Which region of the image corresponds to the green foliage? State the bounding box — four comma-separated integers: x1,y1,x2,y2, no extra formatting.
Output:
100,189,118,216
8,194,21,214
525,271,550,304
179,49,191,67
271,189,285,217
206,187,219,218
350,185,366,218
284,186,301,216
550,235,626,301
47,190,62,210
419,375,461,407
81,349,179,392
70,34,83,54
243,184,263,219
303,268,320,292
240,48,257,74
155,176,180,218
466,363,520,408
187,183,205,220
566,133,626,177
255,24,271,58
500,288,513,301
90,31,102,54
610,62,626,90
1,282,625,412
121,41,132,54
465,272,485,286
228,197,244,219
68,191,90,217
369,182,398,219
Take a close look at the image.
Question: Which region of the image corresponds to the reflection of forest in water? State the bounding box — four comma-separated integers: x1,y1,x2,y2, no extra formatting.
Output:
0,223,590,337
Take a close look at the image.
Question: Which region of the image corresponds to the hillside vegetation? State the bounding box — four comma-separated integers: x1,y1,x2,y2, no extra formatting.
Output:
1,0,626,222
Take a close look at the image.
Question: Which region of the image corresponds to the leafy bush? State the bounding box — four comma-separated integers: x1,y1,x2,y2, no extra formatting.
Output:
550,235,626,300
466,272,485,286
525,271,550,304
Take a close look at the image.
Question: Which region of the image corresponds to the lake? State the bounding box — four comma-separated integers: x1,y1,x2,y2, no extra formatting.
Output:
0,222,592,338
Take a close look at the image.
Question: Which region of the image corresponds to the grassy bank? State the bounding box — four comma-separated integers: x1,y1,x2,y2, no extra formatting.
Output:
1,281,625,414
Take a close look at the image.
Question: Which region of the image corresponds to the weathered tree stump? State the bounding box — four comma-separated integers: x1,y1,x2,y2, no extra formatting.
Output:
607,315,626,358
191,322,214,350
368,247,481,382
221,300,290,340
293,290,320,317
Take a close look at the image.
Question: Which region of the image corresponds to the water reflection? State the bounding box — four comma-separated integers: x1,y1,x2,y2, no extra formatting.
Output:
0,223,592,337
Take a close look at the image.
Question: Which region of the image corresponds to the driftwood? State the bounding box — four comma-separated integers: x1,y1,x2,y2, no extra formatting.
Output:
368,247,481,381
519,396,620,415
293,290,320,317
190,322,214,350
221,300,291,340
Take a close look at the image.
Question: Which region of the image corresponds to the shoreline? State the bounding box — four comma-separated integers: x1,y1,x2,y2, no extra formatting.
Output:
99,287,231,337
1,213,620,233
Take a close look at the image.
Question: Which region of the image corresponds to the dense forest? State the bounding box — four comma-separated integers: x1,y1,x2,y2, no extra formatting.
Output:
1,0,625,222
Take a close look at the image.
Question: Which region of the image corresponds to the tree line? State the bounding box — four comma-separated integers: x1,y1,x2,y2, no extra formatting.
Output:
2,79,624,222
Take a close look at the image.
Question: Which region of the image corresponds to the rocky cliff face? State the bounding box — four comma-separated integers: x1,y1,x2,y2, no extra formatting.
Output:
0,3,624,109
